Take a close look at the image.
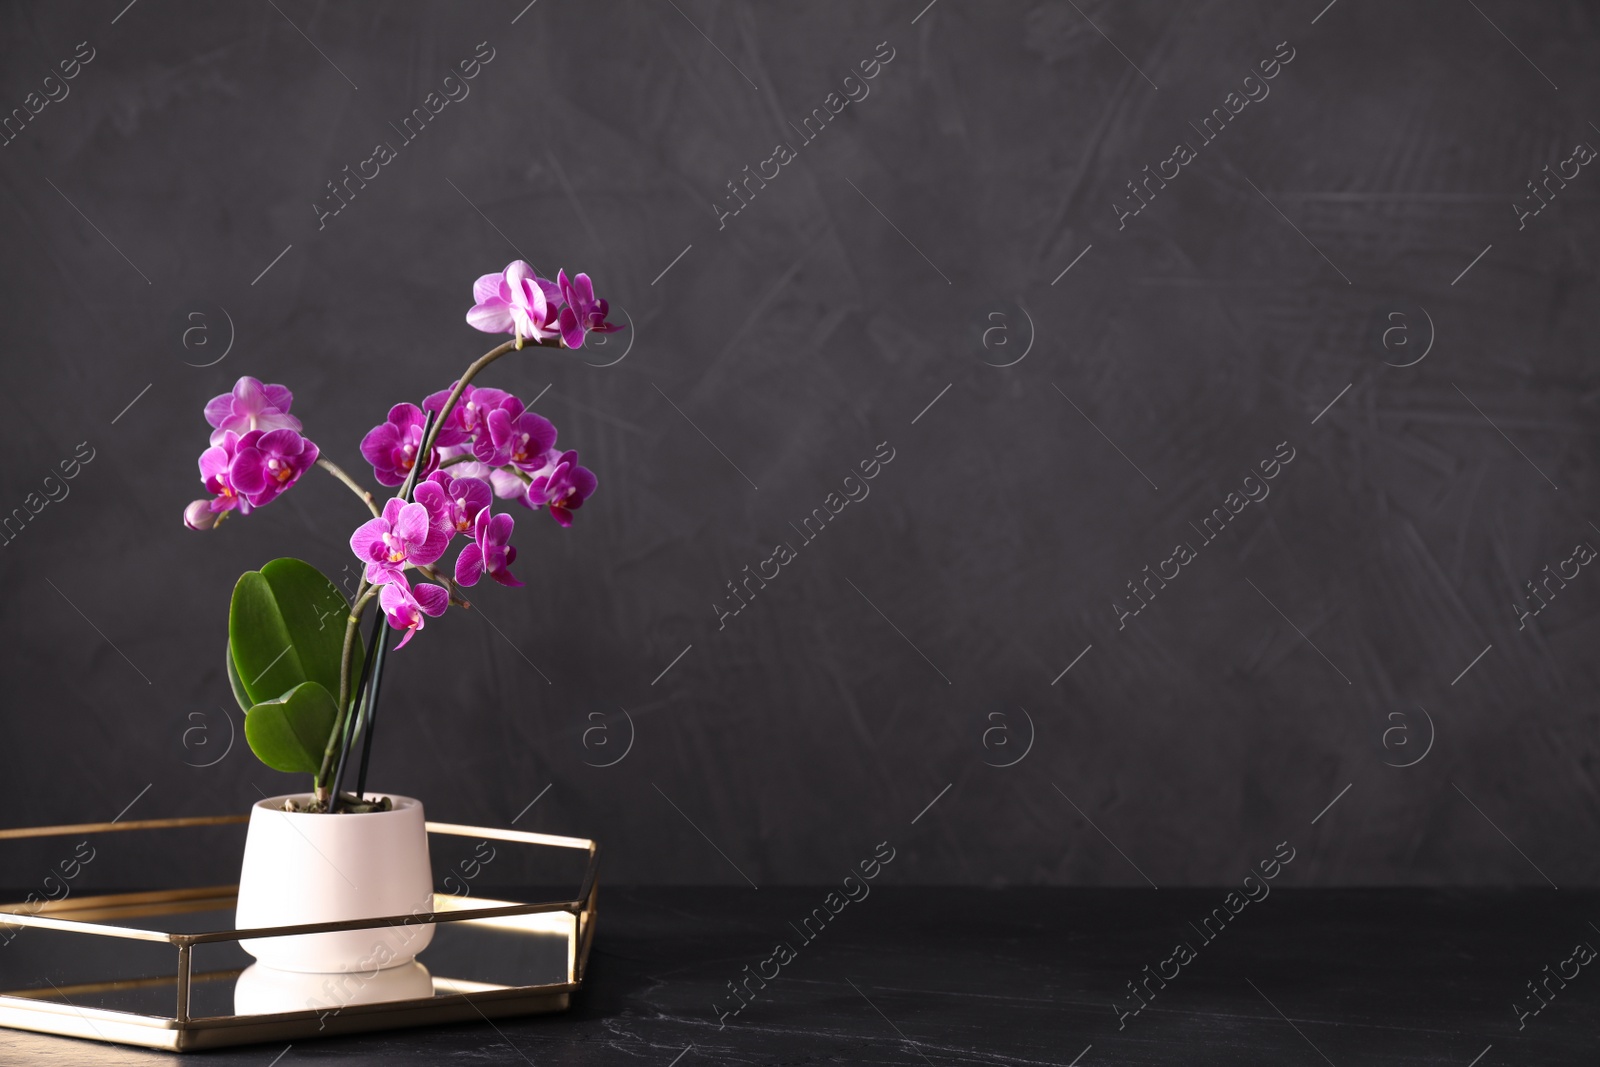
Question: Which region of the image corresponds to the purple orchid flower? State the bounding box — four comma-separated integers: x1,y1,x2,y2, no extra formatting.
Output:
420,382,515,448
230,428,319,508
350,497,451,586
360,403,435,488
465,261,561,345
204,377,302,446
421,471,492,535
196,430,250,517
486,408,557,471
556,270,622,349
380,578,449,649
466,392,529,465
527,449,597,528
455,509,522,588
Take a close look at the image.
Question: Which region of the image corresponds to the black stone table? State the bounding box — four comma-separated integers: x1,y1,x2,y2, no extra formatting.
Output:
2,888,1594,1065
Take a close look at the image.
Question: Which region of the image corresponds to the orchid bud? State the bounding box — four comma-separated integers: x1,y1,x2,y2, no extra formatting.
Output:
184,499,220,530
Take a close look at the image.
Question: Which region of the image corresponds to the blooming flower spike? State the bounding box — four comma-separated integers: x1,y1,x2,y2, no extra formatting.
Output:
182,263,614,787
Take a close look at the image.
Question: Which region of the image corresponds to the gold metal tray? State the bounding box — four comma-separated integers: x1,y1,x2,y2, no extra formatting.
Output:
0,814,598,1052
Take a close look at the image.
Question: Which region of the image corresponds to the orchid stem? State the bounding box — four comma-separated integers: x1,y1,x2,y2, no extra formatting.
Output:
317,457,381,518
316,581,377,803
354,622,393,800
329,612,384,806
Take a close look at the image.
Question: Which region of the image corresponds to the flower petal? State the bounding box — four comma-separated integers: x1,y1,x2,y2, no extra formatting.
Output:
365,561,403,585
414,524,452,567
504,260,536,288
558,306,586,349
379,579,412,618
568,464,597,499
389,402,425,430
256,428,303,455
412,480,450,521
412,583,450,617
511,412,557,465
203,392,236,430
394,501,430,546
360,422,400,469
232,376,267,417
260,382,295,418
487,469,527,500
485,511,516,548
350,517,389,561
472,273,503,305
455,477,492,518
454,543,484,587
198,444,231,483
466,300,515,333
229,448,267,494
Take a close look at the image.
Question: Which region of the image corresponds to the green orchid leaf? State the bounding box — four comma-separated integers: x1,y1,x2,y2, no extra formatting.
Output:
244,680,339,775
226,642,250,714
228,558,359,708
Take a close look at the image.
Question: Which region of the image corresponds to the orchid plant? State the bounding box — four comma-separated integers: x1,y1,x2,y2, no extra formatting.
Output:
186,262,617,812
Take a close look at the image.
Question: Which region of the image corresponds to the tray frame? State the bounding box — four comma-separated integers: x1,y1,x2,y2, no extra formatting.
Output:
0,814,599,1052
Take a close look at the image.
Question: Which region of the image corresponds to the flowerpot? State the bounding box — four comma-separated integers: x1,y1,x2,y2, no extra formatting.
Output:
235,793,435,973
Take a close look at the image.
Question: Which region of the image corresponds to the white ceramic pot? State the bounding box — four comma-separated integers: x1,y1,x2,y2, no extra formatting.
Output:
235,794,435,973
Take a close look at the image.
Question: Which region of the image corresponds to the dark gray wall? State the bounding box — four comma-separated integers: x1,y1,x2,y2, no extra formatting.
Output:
1,0,1596,887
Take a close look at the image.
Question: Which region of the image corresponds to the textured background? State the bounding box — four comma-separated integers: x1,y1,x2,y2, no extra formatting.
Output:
0,0,1596,888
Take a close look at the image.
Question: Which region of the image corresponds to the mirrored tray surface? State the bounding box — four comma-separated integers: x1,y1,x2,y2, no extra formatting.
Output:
0,814,598,1052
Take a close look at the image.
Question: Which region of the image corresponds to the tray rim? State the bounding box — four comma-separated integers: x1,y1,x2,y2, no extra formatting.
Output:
0,814,600,1053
